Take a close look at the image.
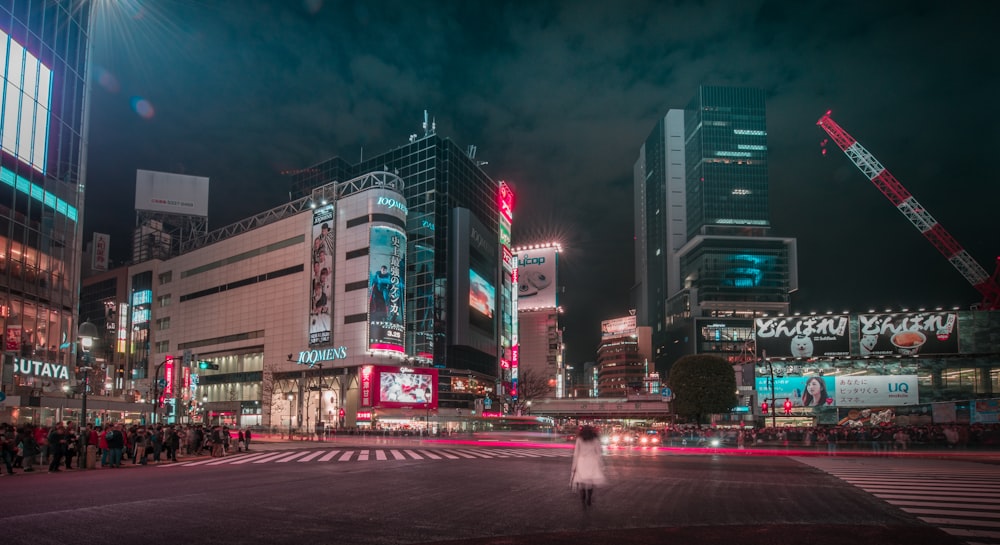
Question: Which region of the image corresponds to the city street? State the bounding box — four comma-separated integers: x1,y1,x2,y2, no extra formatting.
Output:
3,440,997,545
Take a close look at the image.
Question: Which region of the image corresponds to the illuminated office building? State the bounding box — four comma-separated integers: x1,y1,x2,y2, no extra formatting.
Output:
635,86,798,371
0,2,94,424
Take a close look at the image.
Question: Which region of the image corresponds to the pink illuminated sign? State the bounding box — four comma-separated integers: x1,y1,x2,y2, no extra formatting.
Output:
498,182,514,223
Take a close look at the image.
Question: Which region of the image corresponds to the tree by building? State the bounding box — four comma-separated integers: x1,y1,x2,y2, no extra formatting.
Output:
512,368,553,415
668,354,737,427
260,361,281,428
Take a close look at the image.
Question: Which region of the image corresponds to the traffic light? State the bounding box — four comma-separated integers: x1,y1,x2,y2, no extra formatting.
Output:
761,401,768,414
783,398,793,415
197,361,219,370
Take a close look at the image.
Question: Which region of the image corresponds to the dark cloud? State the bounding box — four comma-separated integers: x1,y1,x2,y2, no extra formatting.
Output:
85,0,1000,365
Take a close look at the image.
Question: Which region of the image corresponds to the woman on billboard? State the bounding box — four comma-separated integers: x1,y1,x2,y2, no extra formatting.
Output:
801,376,829,407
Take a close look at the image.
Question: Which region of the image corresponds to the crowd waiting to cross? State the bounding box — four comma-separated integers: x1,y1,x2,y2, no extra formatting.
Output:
656,422,1000,452
0,421,254,475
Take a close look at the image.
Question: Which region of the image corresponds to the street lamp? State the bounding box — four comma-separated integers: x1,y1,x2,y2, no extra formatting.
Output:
77,320,99,430
311,363,327,440
759,349,776,429
287,393,294,439
150,357,172,425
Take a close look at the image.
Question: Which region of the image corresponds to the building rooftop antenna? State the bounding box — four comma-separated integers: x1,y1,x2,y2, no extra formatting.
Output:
423,109,436,137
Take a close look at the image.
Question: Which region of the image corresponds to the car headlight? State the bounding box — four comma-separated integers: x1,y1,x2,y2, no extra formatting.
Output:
709,438,720,447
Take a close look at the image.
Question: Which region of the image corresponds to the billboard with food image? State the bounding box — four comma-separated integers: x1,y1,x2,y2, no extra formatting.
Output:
753,315,851,359
856,312,958,357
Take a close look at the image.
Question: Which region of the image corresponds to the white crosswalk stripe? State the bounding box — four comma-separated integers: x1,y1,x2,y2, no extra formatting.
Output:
795,456,1000,545
163,447,572,467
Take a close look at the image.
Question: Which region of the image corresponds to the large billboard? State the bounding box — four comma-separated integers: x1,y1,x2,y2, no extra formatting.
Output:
754,315,850,358
368,225,405,352
834,375,919,407
856,312,958,357
601,315,636,337
756,374,919,408
135,170,210,217
516,247,557,309
368,365,438,410
469,268,496,328
309,205,335,345
1,30,51,173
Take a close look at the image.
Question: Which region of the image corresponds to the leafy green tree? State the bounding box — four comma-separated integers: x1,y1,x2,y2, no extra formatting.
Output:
668,354,738,427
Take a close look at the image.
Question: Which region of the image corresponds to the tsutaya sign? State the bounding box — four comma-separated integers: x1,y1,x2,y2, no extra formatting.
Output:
14,358,71,380
294,346,349,367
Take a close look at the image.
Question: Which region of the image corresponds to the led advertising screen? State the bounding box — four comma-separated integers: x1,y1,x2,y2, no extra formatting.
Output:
516,247,558,309
469,268,495,319
857,312,958,357
756,375,919,408
754,315,851,358
757,376,836,408
368,225,406,352
1,30,52,173
469,268,496,334
309,205,335,345
371,366,438,409
721,254,773,288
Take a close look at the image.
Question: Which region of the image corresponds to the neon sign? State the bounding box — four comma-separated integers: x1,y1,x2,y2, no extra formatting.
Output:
498,182,514,223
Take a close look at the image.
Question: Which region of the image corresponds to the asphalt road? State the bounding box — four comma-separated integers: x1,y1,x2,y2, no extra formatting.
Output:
1,441,993,545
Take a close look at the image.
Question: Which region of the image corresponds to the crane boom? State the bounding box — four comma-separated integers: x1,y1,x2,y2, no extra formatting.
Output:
817,111,1000,310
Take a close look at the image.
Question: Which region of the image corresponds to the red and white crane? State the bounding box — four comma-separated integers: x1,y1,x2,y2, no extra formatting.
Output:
816,111,1000,310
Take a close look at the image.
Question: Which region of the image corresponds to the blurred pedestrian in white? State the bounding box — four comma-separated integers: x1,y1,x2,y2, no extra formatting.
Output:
570,425,607,507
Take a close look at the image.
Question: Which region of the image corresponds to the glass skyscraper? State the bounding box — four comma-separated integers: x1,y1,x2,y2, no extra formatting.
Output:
0,1,93,421
685,86,770,238
635,86,796,372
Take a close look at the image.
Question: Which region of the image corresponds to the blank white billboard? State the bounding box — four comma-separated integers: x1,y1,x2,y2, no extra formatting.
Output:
135,170,210,217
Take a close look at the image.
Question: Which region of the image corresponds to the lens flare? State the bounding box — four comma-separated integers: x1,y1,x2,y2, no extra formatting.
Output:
130,96,155,119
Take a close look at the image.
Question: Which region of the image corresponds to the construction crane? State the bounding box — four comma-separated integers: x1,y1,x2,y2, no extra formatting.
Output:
816,110,1000,311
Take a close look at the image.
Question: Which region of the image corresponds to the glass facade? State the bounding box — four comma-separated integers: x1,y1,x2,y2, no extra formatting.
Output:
685,86,770,238
0,2,92,413
678,238,793,305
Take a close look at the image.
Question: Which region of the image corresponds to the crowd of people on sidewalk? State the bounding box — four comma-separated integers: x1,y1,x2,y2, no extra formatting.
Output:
0,421,254,476
663,422,1000,451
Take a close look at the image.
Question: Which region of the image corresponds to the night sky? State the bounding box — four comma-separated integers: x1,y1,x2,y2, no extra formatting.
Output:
84,1,1000,366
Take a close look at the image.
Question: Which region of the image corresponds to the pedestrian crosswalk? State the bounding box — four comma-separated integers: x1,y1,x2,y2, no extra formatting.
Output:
795,456,1000,545
163,447,574,467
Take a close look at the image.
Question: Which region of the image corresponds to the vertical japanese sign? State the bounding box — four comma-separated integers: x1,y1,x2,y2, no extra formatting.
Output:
92,232,110,271
5,325,21,352
161,355,174,405
360,365,373,407
368,225,406,352
309,205,335,345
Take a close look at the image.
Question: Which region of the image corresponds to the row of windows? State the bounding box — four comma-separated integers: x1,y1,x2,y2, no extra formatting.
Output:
179,265,303,303
181,235,303,279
